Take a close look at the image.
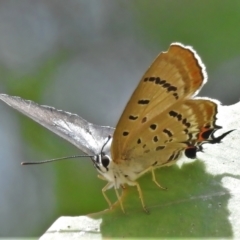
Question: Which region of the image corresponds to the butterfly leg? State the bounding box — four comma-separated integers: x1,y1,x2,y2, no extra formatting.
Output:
114,187,125,213
98,175,114,209
98,174,107,181
151,168,167,190
99,175,125,213
101,182,114,210
130,181,149,213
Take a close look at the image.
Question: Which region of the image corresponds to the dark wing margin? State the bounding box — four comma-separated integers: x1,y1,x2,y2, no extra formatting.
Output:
0,94,114,156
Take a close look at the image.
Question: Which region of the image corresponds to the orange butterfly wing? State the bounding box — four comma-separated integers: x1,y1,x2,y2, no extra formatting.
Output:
111,43,212,166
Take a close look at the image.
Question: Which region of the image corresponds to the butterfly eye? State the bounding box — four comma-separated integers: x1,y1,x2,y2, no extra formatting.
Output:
101,156,110,168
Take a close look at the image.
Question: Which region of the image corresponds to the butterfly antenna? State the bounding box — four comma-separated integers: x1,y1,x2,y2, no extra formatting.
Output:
100,135,112,155
21,155,94,165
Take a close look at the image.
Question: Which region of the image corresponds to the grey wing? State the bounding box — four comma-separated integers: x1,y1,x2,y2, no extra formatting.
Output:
0,94,114,156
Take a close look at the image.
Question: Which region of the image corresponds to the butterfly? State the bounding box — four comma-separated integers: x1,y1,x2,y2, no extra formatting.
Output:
0,43,233,213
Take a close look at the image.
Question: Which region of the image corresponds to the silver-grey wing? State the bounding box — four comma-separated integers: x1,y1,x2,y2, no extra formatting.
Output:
0,94,114,156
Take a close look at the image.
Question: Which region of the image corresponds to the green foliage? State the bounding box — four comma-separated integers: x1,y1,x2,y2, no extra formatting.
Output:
132,1,240,68
90,160,234,238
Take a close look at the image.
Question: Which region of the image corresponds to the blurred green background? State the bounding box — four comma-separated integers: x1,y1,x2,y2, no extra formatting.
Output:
0,0,240,237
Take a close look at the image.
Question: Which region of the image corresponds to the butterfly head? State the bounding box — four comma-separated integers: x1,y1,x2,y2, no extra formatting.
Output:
91,136,116,181
92,152,112,174
91,136,133,189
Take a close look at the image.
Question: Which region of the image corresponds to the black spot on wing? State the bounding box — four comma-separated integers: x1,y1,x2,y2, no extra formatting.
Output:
155,77,166,85
129,115,138,120
142,117,147,123
185,147,197,159
156,146,165,151
201,129,214,139
182,118,191,128
138,99,150,105
153,136,159,142
143,76,179,100
188,133,193,141
168,86,177,92
163,128,173,137
169,110,182,121
163,83,171,88
169,110,178,117
177,114,182,121
123,131,129,136
150,124,157,130
173,93,179,99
